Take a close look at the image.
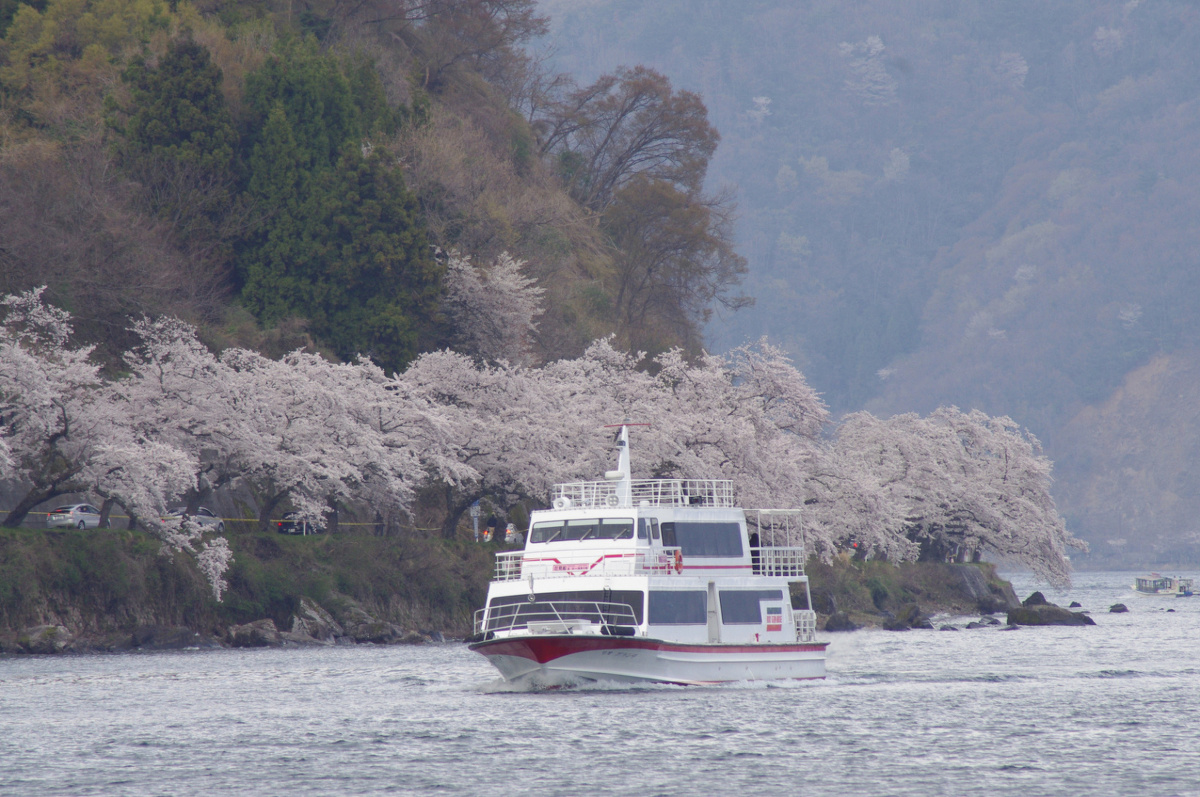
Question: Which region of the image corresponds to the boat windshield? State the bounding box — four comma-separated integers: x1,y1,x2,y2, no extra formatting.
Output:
531,518,634,543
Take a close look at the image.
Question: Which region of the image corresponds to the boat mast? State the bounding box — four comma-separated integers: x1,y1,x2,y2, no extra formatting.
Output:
604,421,644,508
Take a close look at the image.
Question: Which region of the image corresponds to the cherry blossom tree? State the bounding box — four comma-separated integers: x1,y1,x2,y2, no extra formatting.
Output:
834,408,1086,585
2,287,1082,586
0,289,231,598
440,249,544,365
1,287,106,527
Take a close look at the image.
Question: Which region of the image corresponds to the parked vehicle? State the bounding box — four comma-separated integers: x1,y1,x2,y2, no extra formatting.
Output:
276,512,323,535
162,506,225,534
46,503,103,529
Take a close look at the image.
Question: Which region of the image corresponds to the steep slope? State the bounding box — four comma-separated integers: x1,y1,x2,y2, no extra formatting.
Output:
543,0,1200,561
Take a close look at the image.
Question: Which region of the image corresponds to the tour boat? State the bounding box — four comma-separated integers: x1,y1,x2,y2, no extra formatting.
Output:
468,423,827,686
1133,574,1195,597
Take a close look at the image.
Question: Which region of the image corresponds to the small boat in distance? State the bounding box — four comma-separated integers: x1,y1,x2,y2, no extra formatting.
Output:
468,422,827,686
1133,574,1195,597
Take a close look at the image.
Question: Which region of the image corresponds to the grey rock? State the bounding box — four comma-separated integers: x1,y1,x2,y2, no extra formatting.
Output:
884,603,932,631
1109,603,1129,613
1007,604,1096,626
824,612,859,632
939,624,959,631
18,625,74,654
965,621,988,629
289,597,344,642
1022,591,1049,607
1069,601,1083,608
228,619,282,648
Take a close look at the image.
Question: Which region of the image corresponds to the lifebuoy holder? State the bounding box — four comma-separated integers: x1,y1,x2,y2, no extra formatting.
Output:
673,549,683,574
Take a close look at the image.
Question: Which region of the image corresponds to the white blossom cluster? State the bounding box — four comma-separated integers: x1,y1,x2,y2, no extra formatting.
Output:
2,287,1085,594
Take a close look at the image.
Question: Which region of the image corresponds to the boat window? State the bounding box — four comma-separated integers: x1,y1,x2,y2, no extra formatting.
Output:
650,518,660,540
665,521,744,558
600,519,634,539
531,518,634,542
487,590,644,626
719,589,784,624
648,590,707,625
565,519,599,541
530,521,564,543
637,518,648,539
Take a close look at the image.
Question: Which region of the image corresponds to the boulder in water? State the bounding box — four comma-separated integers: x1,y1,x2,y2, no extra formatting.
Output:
228,619,282,648
1007,603,1095,626
1109,603,1129,613
824,612,859,632
1022,591,1049,607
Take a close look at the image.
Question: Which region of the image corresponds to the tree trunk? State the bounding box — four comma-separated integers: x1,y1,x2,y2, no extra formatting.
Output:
257,490,288,534
98,497,116,529
325,496,340,535
441,485,482,540
3,486,67,528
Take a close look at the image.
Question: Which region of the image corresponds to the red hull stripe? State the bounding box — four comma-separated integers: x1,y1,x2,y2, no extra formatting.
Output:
470,635,828,664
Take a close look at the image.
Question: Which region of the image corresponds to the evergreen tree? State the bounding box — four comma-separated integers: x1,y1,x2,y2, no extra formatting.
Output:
237,41,441,372
119,35,237,174
112,34,240,254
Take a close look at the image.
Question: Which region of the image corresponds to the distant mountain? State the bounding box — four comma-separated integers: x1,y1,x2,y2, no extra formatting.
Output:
542,0,1200,564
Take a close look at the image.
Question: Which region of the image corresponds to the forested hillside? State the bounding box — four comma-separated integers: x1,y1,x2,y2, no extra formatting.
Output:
0,0,1113,591
0,0,746,370
544,0,1200,564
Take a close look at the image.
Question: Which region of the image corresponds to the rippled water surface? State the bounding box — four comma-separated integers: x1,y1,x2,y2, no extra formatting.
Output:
3,571,1199,796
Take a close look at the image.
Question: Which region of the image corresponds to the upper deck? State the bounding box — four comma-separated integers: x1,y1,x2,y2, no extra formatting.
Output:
551,478,735,510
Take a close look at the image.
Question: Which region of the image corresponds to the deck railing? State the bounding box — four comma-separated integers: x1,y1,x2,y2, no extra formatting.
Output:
794,610,817,643
551,478,735,509
749,546,807,577
474,600,640,636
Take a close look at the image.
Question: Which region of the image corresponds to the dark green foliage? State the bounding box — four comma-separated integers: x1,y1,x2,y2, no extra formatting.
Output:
0,0,44,37
111,34,241,260
237,39,439,372
0,527,493,637
243,37,362,174
118,35,238,174
239,143,442,371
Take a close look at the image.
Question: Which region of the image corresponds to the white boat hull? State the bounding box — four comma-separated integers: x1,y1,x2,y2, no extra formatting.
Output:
470,635,827,686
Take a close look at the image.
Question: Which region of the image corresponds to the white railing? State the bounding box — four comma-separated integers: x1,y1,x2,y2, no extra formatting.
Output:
794,609,817,642
474,600,640,636
493,548,685,581
551,478,735,509
750,546,807,577
494,551,524,581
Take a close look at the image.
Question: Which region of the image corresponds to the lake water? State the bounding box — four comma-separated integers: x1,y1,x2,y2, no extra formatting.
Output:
2,571,1198,796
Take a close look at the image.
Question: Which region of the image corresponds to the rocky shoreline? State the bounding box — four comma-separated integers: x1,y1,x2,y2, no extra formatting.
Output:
1,594,452,656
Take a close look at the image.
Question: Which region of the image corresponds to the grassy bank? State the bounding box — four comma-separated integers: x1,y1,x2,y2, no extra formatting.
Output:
0,527,496,645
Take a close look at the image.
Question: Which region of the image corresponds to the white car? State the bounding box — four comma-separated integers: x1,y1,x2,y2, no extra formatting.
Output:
162,506,226,534
46,503,103,529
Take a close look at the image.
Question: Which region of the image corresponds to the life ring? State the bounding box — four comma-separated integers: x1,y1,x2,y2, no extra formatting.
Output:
673,549,683,574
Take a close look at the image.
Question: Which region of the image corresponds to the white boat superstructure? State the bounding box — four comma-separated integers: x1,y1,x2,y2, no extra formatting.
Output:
1133,574,1195,597
469,424,827,686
